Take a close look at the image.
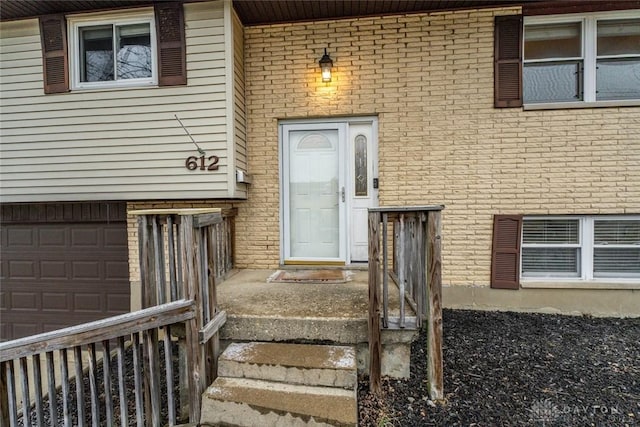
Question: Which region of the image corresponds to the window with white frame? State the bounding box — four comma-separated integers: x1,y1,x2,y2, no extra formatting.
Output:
68,11,157,89
523,11,640,104
521,216,640,281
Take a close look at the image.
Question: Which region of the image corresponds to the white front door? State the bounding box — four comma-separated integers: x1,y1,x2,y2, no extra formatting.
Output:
282,123,347,262
281,119,377,264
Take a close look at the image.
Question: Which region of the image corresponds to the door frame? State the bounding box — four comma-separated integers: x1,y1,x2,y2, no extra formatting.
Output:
279,116,379,265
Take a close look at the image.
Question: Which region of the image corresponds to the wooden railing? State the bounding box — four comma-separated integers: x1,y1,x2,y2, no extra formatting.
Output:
136,208,236,307
0,300,193,426
135,208,234,422
0,208,236,426
368,206,444,399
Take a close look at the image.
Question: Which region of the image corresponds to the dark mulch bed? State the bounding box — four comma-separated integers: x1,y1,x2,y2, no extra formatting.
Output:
359,309,640,427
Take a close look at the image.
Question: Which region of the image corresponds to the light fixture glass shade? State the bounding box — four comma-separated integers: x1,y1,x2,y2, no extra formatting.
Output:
319,48,333,82
321,66,332,82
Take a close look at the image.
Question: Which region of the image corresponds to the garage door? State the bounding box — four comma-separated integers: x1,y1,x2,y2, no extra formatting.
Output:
0,202,130,341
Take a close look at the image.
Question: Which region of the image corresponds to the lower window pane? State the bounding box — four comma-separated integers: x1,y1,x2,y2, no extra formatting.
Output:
522,247,580,277
523,62,582,103
596,58,640,100
594,248,640,278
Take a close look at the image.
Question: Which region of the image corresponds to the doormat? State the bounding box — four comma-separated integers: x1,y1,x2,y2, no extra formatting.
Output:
267,270,352,283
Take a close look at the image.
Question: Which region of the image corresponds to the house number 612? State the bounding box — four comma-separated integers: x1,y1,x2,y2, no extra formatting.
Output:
185,155,219,171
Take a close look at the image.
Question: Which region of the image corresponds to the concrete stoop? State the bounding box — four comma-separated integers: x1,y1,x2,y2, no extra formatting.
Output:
200,342,358,427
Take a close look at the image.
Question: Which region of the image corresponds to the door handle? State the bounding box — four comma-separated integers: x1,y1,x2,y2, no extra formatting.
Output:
341,186,345,202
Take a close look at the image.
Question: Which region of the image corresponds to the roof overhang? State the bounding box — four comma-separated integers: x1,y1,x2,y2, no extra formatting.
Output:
232,1,533,26
1,0,536,23
4,1,634,25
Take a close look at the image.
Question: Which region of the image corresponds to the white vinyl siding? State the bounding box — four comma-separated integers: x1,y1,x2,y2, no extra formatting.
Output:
0,1,243,203
226,6,247,198
522,216,640,282
233,10,247,175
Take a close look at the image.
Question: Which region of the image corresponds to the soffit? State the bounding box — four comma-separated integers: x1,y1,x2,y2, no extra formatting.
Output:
0,1,156,21
1,0,533,23
233,1,530,26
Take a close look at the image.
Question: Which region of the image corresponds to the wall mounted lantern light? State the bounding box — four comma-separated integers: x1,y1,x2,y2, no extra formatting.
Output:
319,48,333,82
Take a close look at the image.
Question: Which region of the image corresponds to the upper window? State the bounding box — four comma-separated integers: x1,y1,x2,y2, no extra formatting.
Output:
523,11,640,104
68,11,157,89
521,216,640,281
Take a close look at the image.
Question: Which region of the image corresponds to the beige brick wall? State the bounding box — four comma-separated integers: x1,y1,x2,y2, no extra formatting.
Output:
238,6,640,286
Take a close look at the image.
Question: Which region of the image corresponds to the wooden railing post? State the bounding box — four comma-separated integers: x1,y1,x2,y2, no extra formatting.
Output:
368,210,382,394
397,214,406,328
382,213,389,328
152,216,167,305
0,362,8,427
205,227,220,386
138,215,155,309
426,210,444,400
5,362,17,426
417,213,428,324
180,214,206,423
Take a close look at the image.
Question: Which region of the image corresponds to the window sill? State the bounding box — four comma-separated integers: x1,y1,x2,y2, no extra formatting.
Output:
70,84,158,93
524,99,640,110
521,280,640,290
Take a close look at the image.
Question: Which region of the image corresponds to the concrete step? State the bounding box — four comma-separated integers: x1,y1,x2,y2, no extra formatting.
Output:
221,315,417,378
200,377,357,427
221,314,368,343
218,342,357,389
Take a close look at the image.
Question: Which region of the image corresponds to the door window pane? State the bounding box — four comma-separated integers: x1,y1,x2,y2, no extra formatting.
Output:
354,134,368,197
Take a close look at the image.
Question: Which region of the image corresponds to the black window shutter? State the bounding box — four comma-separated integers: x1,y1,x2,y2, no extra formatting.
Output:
155,2,187,86
494,15,522,108
491,215,523,289
39,15,69,94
